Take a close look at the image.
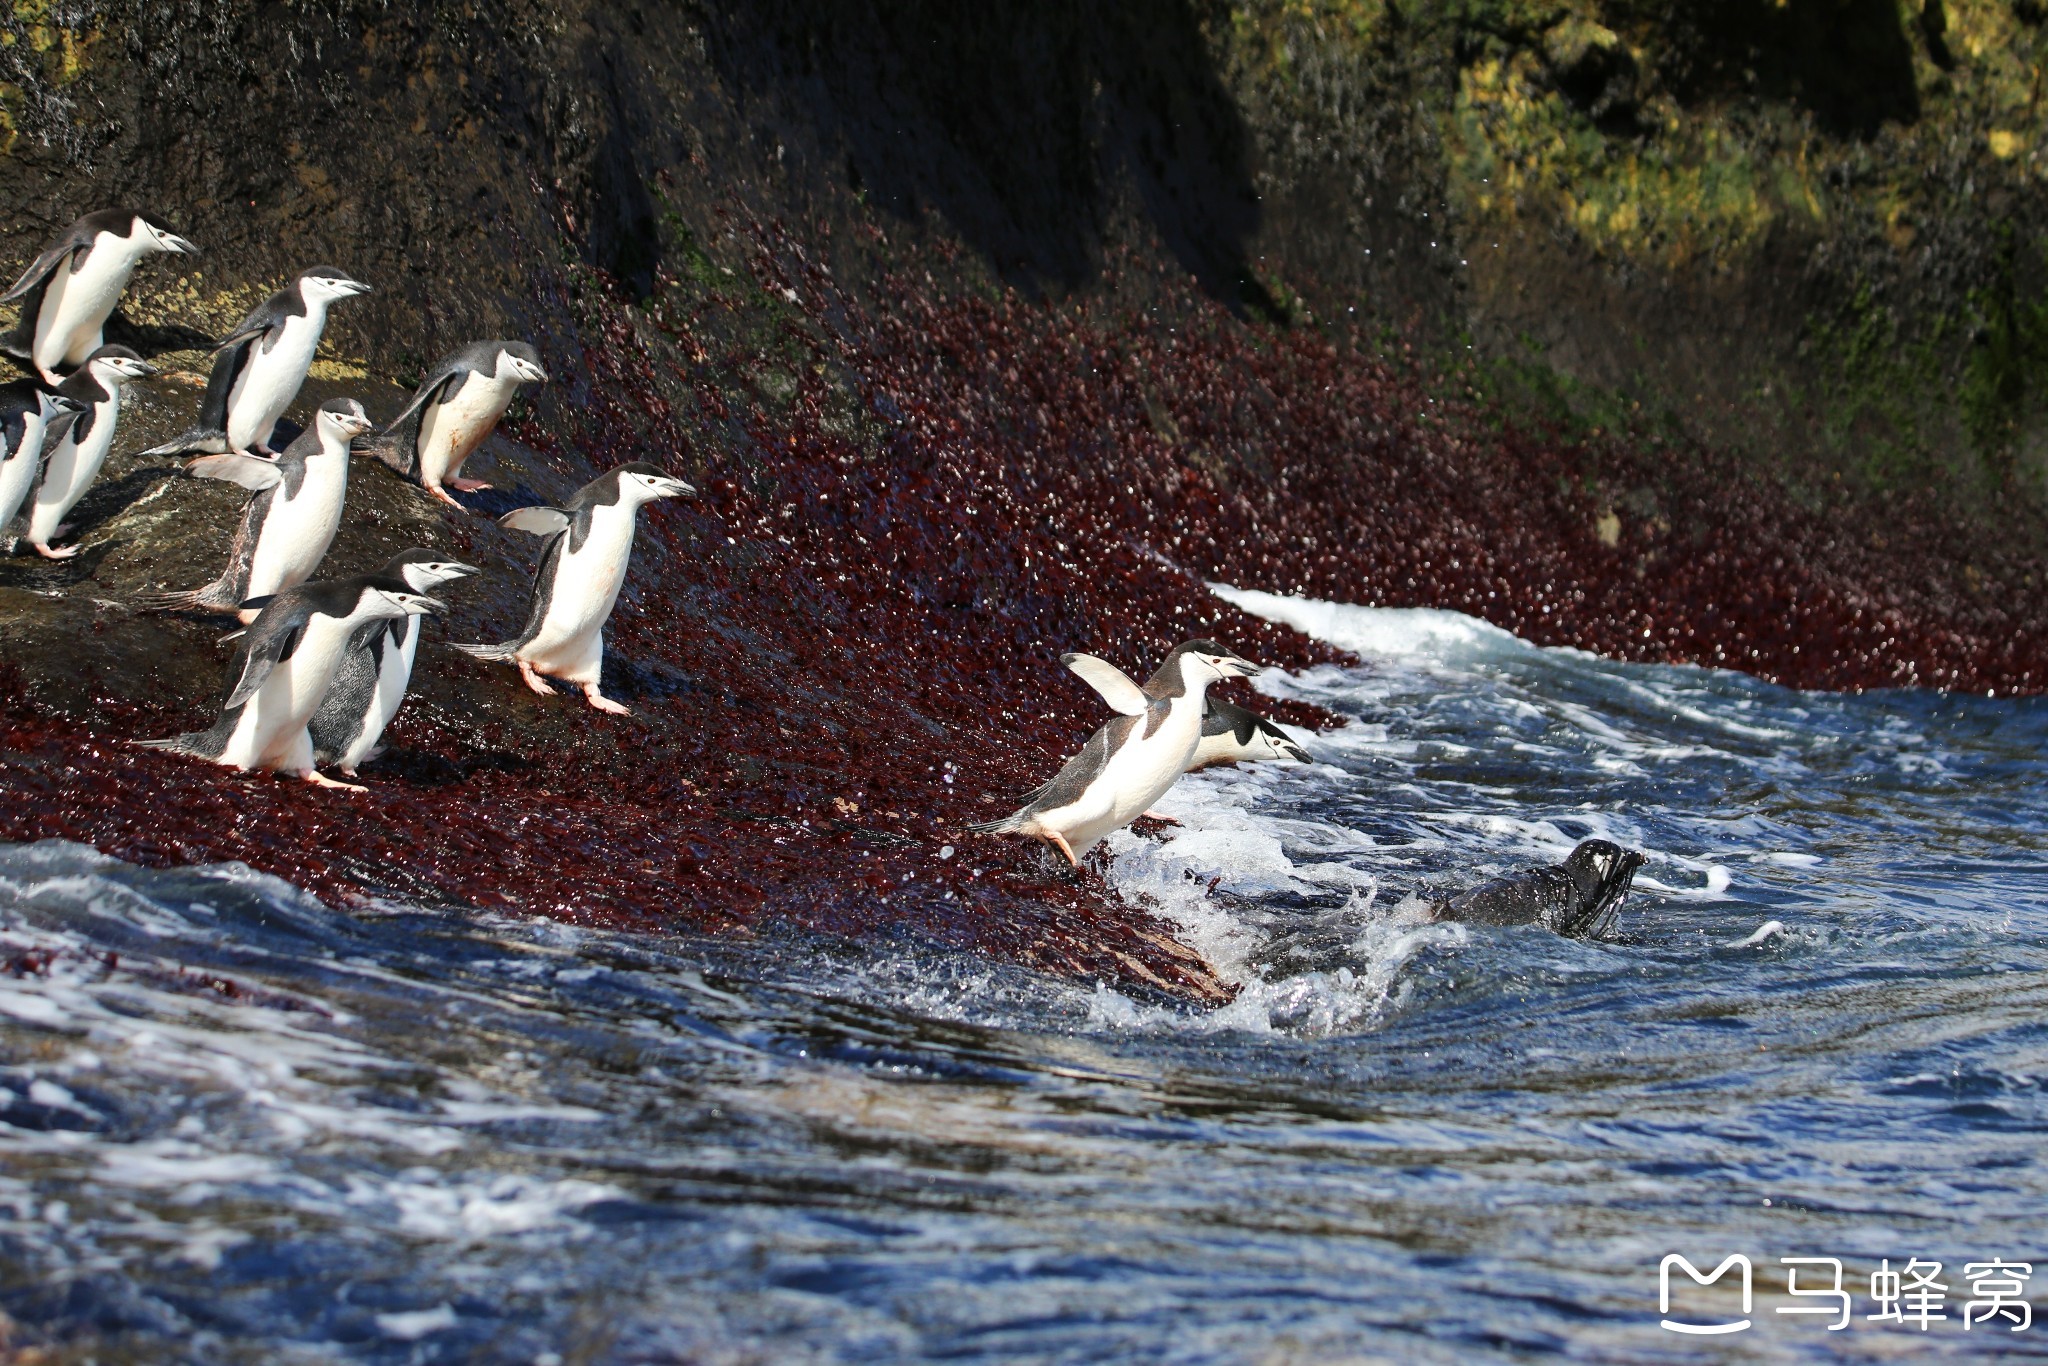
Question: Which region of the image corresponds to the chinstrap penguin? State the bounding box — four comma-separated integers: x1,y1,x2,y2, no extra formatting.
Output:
1190,696,1312,770
306,547,478,776
0,382,83,540
1428,839,1646,939
19,346,159,558
374,340,549,507
143,266,371,458
153,397,372,621
1,209,195,384
969,640,1262,867
452,461,694,714
141,573,443,792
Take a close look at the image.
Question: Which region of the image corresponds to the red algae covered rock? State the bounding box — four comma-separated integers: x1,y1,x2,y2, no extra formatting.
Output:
2,193,2045,1002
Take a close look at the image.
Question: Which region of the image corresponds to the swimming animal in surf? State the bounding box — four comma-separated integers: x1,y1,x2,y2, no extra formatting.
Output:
142,266,371,458
1,209,195,384
1428,839,1646,939
969,641,1262,867
451,461,694,714
373,340,548,507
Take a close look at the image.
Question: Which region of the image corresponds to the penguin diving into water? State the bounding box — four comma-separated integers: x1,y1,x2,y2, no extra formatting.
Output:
306,547,478,776
1428,839,1646,940
141,573,443,792
18,346,159,559
142,266,371,458
453,462,694,714
1190,696,1311,770
374,340,549,508
1,209,195,384
0,382,83,540
969,641,1262,868
153,398,372,622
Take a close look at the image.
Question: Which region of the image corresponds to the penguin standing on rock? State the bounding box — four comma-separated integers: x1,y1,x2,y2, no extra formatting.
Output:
1189,696,1313,771
453,462,694,715
18,345,159,558
152,398,372,622
374,340,549,507
969,641,1262,867
141,574,442,792
143,267,370,458
0,382,83,538
1,209,196,385
307,547,478,776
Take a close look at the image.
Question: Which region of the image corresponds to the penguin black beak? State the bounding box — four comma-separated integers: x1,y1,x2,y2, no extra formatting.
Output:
162,234,198,255
659,479,696,499
448,561,482,577
1279,739,1312,763
1221,655,1260,678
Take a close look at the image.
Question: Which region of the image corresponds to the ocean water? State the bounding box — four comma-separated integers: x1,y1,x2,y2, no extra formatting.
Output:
3,588,2047,1363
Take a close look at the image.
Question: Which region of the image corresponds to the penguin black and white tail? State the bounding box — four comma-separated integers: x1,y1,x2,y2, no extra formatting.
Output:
449,641,518,662
139,427,231,459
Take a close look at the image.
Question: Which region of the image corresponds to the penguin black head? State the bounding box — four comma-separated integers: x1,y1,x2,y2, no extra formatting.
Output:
80,344,159,384
297,266,372,303
1172,639,1261,682
1253,715,1312,763
493,340,549,385
378,546,480,592
315,397,376,443
614,461,695,502
126,211,198,256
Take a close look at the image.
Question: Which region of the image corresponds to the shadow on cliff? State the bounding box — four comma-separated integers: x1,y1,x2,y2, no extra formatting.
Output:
699,0,1277,313
1615,0,1921,136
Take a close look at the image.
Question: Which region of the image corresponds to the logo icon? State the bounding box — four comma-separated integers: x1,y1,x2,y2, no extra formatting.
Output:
1661,1254,1753,1335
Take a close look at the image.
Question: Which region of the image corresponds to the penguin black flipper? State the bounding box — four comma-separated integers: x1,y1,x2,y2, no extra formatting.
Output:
0,225,95,304
139,294,291,458
220,605,313,711
967,716,1134,834
373,369,461,478
0,223,97,359
1432,839,1646,940
145,481,276,613
450,518,566,662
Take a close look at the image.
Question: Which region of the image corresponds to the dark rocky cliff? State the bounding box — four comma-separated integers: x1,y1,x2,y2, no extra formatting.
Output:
0,1,2041,997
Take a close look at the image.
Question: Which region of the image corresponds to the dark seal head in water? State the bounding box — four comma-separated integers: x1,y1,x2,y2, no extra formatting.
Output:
1431,840,1646,939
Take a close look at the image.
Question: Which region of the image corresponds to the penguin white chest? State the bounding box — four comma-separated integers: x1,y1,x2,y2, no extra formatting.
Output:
1099,699,1202,823
523,507,639,679
417,375,517,484
1047,698,1204,853
37,241,139,371
27,400,119,544
221,616,358,771
245,455,349,599
371,620,422,733
227,311,323,451
0,413,51,529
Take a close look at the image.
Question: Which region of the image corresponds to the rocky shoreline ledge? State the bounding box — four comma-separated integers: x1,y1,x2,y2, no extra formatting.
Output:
0,2,2042,1002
